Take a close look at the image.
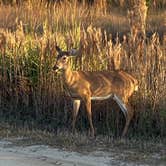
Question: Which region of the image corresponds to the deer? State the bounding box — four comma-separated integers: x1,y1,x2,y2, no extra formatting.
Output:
53,46,138,138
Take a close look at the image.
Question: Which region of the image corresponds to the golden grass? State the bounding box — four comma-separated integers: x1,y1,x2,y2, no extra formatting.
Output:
0,1,165,137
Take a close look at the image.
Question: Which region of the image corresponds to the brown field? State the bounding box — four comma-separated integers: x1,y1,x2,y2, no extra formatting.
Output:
0,0,166,139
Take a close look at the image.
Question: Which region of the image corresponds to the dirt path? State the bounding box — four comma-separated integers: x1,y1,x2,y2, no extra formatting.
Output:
0,139,165,166
0,140,114,166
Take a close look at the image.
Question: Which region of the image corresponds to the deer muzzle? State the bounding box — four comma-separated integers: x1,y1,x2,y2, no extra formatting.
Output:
53,65,59,71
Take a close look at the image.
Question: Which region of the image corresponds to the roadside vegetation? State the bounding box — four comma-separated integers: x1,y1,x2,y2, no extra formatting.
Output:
0,0,165,141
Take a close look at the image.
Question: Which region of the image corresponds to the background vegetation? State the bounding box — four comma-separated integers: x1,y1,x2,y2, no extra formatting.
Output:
0,0,165,139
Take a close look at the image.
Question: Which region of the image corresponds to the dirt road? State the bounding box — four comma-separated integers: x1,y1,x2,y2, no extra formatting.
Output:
0,140,116,166
0,139,165,166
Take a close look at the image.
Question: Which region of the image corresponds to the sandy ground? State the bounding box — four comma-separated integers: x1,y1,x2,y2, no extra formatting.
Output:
0,139,165,166
0,140,115,166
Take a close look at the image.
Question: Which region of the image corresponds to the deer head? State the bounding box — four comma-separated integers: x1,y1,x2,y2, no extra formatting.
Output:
53,46,78,72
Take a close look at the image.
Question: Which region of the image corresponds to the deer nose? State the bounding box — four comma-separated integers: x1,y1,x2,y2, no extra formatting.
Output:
53,65,59,71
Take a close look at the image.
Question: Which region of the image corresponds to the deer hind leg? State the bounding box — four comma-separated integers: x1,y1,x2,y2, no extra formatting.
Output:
122,102,134,137
72,99,81,133
112,95,134,137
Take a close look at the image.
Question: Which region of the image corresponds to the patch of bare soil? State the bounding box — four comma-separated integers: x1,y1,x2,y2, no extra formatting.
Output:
0,137,165,166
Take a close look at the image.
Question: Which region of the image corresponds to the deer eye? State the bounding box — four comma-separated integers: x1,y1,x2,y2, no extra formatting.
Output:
62,56,67,60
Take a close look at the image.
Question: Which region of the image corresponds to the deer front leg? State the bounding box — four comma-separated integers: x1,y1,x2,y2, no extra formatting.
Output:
72,99,81,133
84,98,95,138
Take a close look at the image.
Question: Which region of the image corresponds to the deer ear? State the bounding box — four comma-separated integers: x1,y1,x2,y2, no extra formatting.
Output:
68,48,79,56
56,46,62,53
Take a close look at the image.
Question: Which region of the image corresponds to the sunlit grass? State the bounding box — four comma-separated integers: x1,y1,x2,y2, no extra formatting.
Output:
0,0,165,138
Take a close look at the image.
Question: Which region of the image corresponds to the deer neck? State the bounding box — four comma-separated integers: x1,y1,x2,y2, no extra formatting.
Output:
63,65,75,87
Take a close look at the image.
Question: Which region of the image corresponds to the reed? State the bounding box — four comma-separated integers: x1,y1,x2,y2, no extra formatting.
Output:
0,0,165,138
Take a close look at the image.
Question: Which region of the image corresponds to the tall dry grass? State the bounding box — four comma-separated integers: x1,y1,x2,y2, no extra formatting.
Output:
0,0,165,138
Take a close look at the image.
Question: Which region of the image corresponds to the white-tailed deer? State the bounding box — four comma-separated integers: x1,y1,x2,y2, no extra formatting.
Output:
53,46,138,137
